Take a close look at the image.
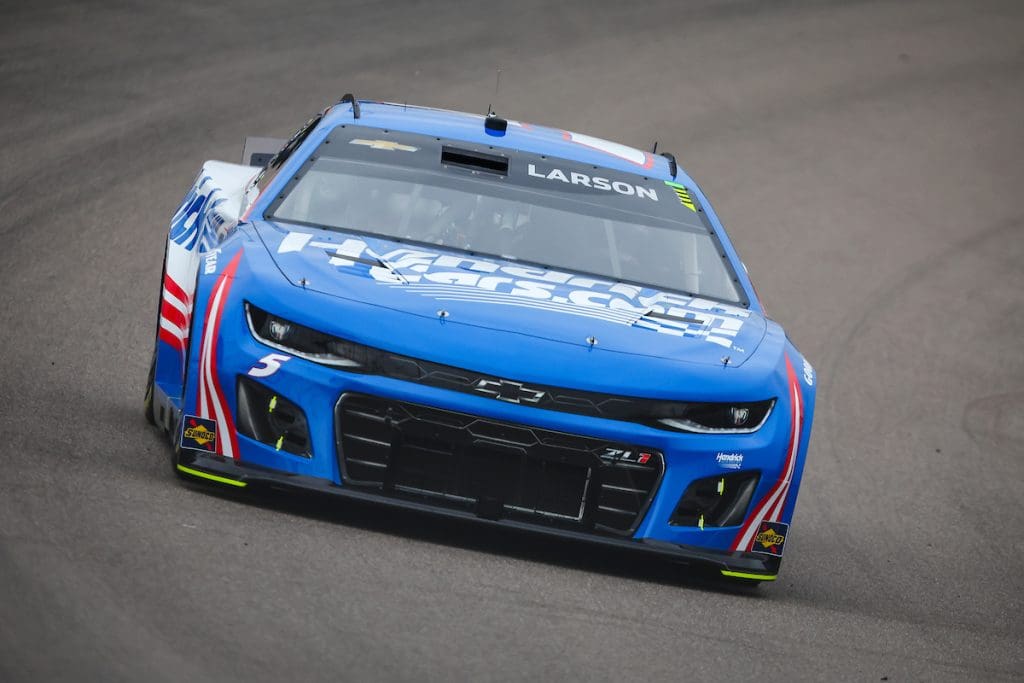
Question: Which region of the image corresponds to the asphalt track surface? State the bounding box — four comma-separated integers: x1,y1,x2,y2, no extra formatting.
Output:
2,1,1023,680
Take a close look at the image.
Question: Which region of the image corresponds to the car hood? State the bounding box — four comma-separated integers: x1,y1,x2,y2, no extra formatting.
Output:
252,221,766,367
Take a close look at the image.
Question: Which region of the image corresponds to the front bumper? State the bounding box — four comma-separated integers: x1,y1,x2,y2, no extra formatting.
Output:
170,276,809,584
177,448,780,581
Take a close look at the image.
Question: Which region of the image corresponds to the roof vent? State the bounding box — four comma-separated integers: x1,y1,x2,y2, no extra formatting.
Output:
441,146,508,175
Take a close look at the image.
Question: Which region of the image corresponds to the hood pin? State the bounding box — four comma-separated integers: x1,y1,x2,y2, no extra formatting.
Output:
437,309,450,321
586,336,598,348
721,355,731,367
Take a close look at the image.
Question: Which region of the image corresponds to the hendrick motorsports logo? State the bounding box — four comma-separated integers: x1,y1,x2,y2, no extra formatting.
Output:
715,452,743,469
752,521,788,557
181,415,218,453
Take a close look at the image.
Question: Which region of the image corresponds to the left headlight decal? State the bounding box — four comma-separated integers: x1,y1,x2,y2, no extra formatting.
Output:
245,303,369,370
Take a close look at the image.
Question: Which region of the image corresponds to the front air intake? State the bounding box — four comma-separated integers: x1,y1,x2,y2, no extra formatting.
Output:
669,471,760,528
236,376,312,457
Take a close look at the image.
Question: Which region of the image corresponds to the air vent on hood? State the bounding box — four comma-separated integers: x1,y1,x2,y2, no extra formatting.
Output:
441,146,508,176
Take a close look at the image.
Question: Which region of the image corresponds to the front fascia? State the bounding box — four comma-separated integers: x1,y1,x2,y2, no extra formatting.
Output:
179,242,805,555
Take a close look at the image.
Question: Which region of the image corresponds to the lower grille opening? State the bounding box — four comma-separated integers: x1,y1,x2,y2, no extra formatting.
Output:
335,393,663,535
669,471,760,528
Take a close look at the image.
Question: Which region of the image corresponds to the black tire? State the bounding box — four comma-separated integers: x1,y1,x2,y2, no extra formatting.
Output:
170,412,188,479
146,242,169,427
143,350,157,425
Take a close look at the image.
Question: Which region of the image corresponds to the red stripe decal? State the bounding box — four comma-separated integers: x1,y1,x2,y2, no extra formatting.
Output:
163,273,190,307
731,356,803,552
160,299,188,330
159,327,184,351
195,252,243,458
208,252,242,458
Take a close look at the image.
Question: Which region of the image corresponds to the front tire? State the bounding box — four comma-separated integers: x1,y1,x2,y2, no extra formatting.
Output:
143,351,157,425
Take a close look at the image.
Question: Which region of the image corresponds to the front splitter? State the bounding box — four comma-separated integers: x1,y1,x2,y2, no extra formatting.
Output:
177,449,781,582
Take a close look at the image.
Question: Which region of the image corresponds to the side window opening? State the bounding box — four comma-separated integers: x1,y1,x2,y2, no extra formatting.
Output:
254,108,328,195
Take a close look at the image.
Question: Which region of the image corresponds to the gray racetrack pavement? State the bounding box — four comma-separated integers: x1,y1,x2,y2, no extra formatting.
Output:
1,1,1022,680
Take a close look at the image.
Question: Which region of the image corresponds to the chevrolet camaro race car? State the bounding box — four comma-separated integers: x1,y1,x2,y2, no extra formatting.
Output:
145,96,815,584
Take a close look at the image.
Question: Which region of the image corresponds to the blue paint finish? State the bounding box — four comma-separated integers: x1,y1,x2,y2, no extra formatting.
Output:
156,99,816,561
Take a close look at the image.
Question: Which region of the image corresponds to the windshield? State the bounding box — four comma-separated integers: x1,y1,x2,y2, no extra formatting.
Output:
267,127,743,304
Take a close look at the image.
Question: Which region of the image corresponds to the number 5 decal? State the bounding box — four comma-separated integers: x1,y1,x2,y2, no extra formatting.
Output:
248,353,291,377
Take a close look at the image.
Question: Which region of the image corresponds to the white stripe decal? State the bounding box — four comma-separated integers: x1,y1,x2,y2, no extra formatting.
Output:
766,382,802,523
278,231,313,253
733,359,802,551
198,276,227,425
159,317,186,340
201,276,230,455
161,288,189,316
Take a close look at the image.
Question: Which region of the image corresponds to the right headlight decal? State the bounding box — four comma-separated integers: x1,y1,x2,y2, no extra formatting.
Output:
652,399,775,434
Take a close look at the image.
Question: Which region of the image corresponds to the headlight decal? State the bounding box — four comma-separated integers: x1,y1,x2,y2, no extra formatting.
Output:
244,303,777,434
654,399,775,434
246,304,367,369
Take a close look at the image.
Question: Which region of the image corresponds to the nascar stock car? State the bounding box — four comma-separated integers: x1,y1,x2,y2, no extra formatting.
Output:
144,95,815,583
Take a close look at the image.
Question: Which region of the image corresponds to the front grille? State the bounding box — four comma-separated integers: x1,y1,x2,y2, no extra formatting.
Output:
335,393,664,535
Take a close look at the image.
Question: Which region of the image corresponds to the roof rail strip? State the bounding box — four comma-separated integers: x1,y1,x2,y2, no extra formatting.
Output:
339,93,361,119
660,152,678,179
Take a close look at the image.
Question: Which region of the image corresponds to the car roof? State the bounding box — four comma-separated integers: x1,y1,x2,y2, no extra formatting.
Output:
320,100,691,184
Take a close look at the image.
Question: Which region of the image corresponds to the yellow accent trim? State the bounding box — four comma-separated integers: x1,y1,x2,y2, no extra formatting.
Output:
697,514,704,530
721,570,777,581
176,464,247,487
268,396,278,413
275,435,284,451
665,181,697,211
717,478,725,495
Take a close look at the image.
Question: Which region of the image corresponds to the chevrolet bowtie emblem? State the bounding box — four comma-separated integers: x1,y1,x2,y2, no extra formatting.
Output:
474,379,545,404
349,138,420,152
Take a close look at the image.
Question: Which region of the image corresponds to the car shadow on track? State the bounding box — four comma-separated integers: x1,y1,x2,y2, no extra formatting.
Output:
176,473,768,598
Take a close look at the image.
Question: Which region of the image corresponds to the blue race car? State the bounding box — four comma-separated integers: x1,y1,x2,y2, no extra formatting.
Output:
145,96,815,584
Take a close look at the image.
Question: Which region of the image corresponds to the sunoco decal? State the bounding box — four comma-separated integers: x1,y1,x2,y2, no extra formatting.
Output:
751,521,788,557
278,233,750,348
181,415,218,453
